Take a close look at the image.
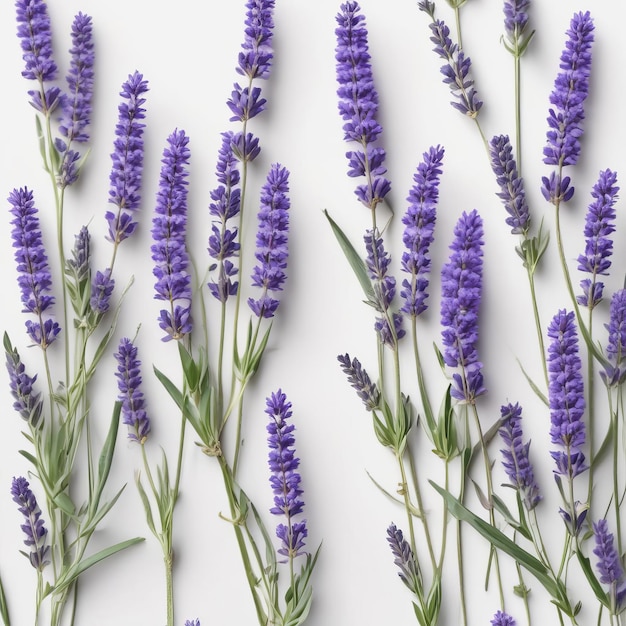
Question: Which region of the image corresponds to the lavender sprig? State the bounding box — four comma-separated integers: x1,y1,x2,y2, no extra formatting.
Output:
337,353,380,411
576,169,619,309
335,1,390,210
106,72,149,247
11,476,49,571
248,164,290,319
440,209,485,402
593,519,626,614
8,187,61,348
386,523,422,595
491,611,517,626
236,0,275,81
602,289,626,387
400,145,444,317
502,0,533,56
151,129,192,341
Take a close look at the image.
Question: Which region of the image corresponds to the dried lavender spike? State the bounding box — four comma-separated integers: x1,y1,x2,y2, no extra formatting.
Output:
386,523,422,595
593,519,626,613
337,353,380,411
5,340,43,427
11,476,49,570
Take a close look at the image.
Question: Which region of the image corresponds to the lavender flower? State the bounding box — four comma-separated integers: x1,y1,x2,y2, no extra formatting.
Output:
266,390,307,559
227,84,267,122
8,187,60,348
230,131,261,164
491,611,516,626
365,229,404,345
184,621,200,626
542,11,594,204
499,403,541,510
151,129,192,341
58,12,94,145
440,210,485,402
547,309,587,478
67,225,90,282
5,339,43,427
593,519,626,613
90,268,115,315
602,289,626,387
577,169,619,308
11,476,49,570
114,337,150,443
335,1,391,208
386,523,422,594
489,135,530,235
106,72,149,245
400,146,443,317
503,0,531,51
337,353,380,411
236,0,275,80
248,164,290,318
208,132,241,302
559,500,588,536
419,0,482,118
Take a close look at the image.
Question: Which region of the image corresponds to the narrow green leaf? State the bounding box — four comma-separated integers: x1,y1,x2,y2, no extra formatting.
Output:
0,567,10,626
80,486,126,540
135,473,158,539
93,402,122,509
516,358,548,406
576,550,609,608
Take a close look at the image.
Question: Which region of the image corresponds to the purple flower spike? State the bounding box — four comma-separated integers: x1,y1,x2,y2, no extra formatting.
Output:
547,309,587,478
593,519,626,613
237,0,275,80
208,132,241,302
400,145,444,316
8,187,60,348
419,0,482,118
499,403,541,510
106,72,149,245
440,210,485,403
386,523,422,594
5,342,43,427
266,390,307,559
151,129,192,341
184,621,200,626
58,13,94,145
489,135,530,235
15,0,57,84
11,476,49,570
542,12,594,204
248,164,290,318
576,169,619,308
114,337,150,443
227,84,267,122
335,1,391,209
491,611,516,626
90,268,115,315
337,353,380,411
503,0,531,49
602,290,626,387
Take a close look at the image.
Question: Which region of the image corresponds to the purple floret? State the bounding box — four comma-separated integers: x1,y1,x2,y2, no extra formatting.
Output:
11,476,49,570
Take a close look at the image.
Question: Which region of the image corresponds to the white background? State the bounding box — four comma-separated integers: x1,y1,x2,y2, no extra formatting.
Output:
0,0,625,625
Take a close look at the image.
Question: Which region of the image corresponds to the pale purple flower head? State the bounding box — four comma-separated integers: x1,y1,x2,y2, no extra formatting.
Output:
337,353,380,411
503,0,530,45
335,1,391,209
151,129,192,341
602,290,626,387
491,611,516,626
11,476,49,570
499,403,541,510
419,0,482,118
400,145,444,317
236,0,275,80
547,309,587,478
208,131,241,303
266,390,307,559
577,169,619,309
90,268,114,315
8,187,61,348
440,210,485,402
67,225,91,282
106,72,149,245
5,341,43,428
593,519,626,613
386,523,422,595
489,135,530,235
114,337,150,444
542,11,594,204
248,164,290,318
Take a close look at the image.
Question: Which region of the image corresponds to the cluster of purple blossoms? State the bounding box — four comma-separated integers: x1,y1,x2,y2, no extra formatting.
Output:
5,342,43,428
386,523,422,595
106,72,149,245
440,210,485,402
542,11,594,205
400,145,444,317
11,476,49,571
602,289,626,387
498,403,541,511
491,611,516,626
593,519,626,614
337,353,380,411
208,132,241,303
114,337,150,444
266,390,307,559
248,164,290,318
547,309,587,478
365,229,404,346
67,225,90,283
419,0,482,118
335,1,391,209
8,187,60,348
184,621,200,626
503,0,531,49
576,169,619,309
489,135,530,235
151,129,193,341
90,268,115,315
236,0,275,81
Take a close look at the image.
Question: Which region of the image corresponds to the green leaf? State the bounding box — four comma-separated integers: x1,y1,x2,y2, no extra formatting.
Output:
0,567,9,626
79,486,126,540
324,209,375,303
92,402,122,510
135,473,158,539
516,358,549,406
576,550,609,608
